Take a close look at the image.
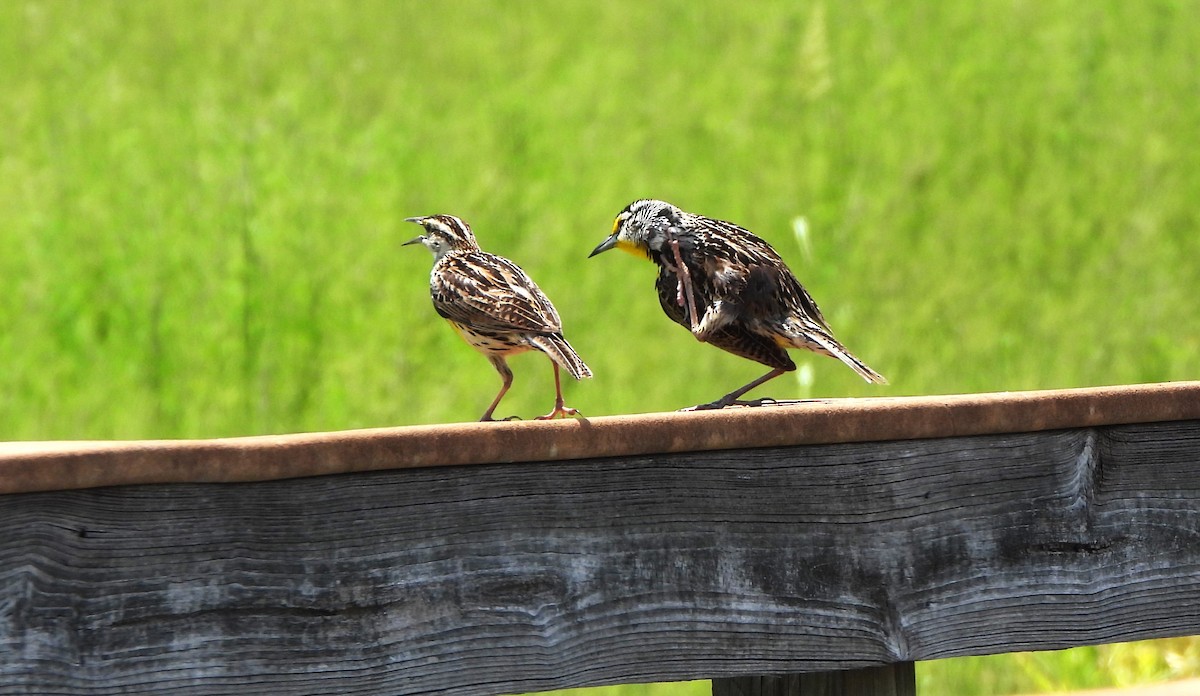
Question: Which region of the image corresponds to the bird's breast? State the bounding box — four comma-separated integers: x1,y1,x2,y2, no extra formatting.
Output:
447,321,530,356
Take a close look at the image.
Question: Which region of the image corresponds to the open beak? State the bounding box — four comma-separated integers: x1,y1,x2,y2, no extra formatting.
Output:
403,217,426,246
588,234,618,258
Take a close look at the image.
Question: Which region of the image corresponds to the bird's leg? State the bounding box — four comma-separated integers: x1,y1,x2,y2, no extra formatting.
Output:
666,228,700,332
480,356,517,422
536,362,582,420
687,367,789,411
660,230,727,342
657,240,688,314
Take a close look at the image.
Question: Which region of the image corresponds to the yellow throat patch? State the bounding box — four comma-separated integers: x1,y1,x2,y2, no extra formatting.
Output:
615,237,650,260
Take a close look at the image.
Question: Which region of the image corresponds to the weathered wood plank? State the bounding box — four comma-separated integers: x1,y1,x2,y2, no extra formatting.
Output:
1,421,1198,695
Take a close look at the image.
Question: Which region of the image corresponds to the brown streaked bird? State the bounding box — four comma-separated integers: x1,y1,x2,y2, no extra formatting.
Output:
589,199,885,410
404,215,591,421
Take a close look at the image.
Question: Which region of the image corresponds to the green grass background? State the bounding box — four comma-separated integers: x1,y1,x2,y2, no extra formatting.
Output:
2,1,1198,693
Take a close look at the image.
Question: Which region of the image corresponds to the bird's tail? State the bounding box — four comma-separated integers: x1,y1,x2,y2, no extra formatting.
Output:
807,331,888,385
529,334,593,380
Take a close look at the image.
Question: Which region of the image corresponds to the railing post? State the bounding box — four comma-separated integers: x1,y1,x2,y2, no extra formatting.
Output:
712,663,916,696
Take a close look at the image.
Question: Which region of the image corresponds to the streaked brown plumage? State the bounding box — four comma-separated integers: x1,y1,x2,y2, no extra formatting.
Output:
589,199,885,409
405,215,591,421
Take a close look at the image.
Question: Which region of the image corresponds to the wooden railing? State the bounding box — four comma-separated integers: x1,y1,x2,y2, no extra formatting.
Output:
1,382,1198,695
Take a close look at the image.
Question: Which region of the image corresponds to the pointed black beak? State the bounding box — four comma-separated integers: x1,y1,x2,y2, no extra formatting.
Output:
589,234,618,258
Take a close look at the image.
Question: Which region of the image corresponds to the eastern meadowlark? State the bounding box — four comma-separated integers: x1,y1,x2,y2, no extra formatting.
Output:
405,215,591,421
589,199,885,409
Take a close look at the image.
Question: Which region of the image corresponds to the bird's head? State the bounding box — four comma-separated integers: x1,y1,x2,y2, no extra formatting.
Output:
589,199,685,261
403,215,481,260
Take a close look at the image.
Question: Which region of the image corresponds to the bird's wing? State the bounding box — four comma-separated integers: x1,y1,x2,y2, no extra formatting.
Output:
431,252,563,333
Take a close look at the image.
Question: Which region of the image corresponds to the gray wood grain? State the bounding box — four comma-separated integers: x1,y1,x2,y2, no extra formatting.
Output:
1,421,1198,695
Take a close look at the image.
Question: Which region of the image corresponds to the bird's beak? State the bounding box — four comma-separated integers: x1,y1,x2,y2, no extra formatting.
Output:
589,234,618,258
402,217,426,246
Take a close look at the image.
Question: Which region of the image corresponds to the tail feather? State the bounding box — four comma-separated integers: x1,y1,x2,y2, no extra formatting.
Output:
807,332,888,385
529,334,593,380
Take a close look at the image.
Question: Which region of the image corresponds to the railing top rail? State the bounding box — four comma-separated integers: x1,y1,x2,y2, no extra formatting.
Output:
2,381,1198,495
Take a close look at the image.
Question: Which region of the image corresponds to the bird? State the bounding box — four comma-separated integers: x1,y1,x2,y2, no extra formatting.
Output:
404,214,591,421
588,199,885,410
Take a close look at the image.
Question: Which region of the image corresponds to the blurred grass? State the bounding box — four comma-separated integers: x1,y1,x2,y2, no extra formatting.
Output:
2,1,1198,694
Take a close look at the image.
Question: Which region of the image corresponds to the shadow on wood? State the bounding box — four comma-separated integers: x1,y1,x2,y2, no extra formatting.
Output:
713,663,916,696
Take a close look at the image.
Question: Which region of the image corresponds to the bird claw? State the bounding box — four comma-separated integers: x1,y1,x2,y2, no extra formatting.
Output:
734,397,779,407
681,396,780,412
480,414,523,422
536,405,582,420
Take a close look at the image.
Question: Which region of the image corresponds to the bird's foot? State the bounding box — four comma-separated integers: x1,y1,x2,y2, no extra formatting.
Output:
536,405,582,420
480,414,523,422
681,396,780,412
730,397,779,408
